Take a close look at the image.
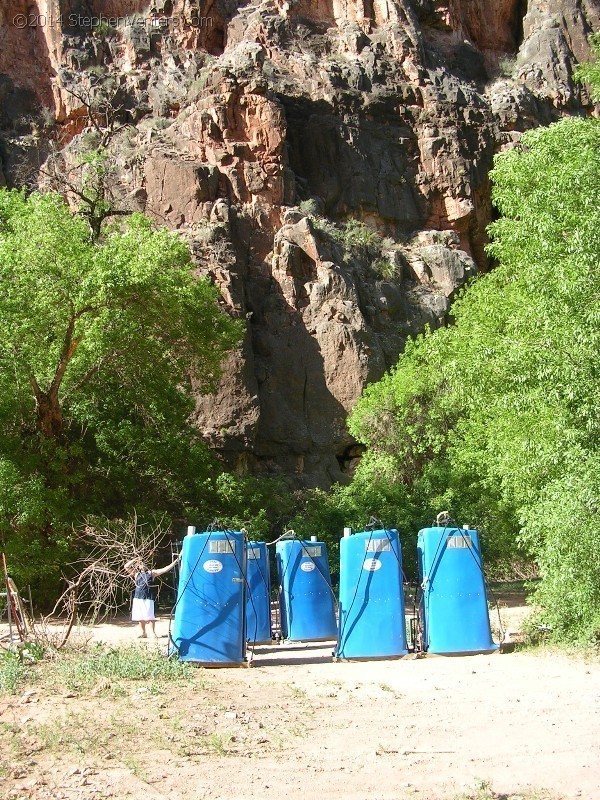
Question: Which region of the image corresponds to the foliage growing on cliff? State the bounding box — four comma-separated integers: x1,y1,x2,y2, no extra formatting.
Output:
349,115,600,644
0,190,241,599
574,33,600,101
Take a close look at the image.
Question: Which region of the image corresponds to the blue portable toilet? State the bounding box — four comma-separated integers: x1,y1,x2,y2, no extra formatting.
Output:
418,525,498,655
245,541,272,645
171,530,246,664
337,528,408,660
276,538,337,642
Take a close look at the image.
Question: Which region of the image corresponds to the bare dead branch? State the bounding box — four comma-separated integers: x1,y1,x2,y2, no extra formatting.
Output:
29,514,174,649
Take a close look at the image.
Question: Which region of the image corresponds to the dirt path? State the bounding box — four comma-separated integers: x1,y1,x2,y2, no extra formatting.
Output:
2,593,599,800
2,616,599,800
244,643,599,800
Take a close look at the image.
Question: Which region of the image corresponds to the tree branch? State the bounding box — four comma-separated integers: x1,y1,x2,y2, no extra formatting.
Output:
49,313,77,398
63,351,121,397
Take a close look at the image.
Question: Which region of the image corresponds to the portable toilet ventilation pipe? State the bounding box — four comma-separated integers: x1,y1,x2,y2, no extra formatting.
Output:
171,530,247,665
245,541,272,645
417,523,498,655
276,537,337,642
336,528,408,660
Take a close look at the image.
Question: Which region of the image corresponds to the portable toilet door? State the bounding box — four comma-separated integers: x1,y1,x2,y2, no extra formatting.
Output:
171,530,246,665
337,528,408,660
245,541,272,645
417,525,498,655
276,538,337,642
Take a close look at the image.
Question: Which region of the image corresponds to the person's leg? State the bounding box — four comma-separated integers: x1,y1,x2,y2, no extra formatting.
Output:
147,599,157,638
138,621,147,638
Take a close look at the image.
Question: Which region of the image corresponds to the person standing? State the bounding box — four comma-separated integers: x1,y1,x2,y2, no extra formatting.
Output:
125,555,179,638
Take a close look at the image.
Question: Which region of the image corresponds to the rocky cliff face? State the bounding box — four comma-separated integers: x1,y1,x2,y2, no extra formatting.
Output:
1,0,598,485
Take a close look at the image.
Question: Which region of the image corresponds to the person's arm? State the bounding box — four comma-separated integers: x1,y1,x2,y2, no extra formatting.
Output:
150,556,179,578
124,558,138,575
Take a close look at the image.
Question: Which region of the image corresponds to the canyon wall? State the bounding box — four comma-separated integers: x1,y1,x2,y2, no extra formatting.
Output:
0,0,598,485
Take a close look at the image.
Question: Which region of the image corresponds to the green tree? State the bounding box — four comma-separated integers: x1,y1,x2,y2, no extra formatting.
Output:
349,114,600,642
0,190,241,598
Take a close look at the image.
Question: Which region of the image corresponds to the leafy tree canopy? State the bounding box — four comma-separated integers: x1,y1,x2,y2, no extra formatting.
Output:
0,189,242,597
349,114,600,643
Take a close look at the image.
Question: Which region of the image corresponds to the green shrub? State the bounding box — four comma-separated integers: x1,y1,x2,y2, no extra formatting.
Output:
311,216,384,263
341,219,382,257
521,463,600,645
298,198,321,217
86,65,107,79
497,56,516,78
372,256,401,281
0,651,27,695
151,117,172,130
210,472,298,538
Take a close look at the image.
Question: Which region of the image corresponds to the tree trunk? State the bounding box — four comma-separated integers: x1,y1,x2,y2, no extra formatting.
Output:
29,312,82,439
33,386,64,439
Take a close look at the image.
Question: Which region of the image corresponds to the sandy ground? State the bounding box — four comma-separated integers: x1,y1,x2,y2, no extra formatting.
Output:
1,603,599,800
